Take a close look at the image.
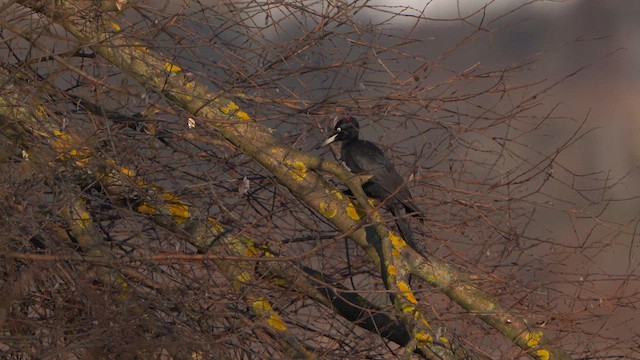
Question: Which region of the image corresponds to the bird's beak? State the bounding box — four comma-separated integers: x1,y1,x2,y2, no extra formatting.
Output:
321,132,339,147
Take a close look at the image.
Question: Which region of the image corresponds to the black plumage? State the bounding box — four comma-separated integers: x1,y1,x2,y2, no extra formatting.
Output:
322,116,423,249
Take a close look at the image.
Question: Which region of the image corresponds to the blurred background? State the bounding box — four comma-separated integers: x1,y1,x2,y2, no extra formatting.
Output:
417,0,640,354
3,0,639,358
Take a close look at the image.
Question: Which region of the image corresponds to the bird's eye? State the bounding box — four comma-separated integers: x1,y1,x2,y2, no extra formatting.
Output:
336,127,342,132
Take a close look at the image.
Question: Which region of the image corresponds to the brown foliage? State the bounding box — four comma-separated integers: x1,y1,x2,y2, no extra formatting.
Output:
1,1,638,359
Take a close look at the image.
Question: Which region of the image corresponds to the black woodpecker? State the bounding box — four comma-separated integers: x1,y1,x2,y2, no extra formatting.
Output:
322,116,423,250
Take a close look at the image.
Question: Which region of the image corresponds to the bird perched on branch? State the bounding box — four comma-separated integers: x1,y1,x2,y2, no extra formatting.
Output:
322,116,423,250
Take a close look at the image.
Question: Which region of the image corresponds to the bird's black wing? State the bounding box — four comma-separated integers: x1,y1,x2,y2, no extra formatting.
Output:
342,140,423,218
342,140,394,174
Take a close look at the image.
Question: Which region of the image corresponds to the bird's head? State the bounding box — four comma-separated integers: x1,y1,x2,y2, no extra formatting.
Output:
321,116,360,147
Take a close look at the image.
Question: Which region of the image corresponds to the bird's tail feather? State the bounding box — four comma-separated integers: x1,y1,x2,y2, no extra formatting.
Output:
396,217,417,250
390,203,418,250
403,201,426,222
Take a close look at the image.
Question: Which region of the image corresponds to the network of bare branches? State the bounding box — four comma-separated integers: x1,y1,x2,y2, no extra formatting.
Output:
1,0,638,359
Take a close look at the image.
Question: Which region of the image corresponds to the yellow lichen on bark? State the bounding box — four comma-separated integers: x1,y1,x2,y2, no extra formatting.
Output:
220,101,239,115
282,159,307,181
164,62,182,73
331,189,343,200
291,161,307,181
136,202,157,215
319,202,337,218
236,272,251,283
536,349,550,360
401,303,415,314
163,193,190,224
526,331,543,347
346,202,360,220
389,231,407,250
397,281,418,304
236,110,250,120
415,332,432,343
208,217,225,234
252,298,288,331
118,166,135,177
75,207,91,229
267,315,288,331
388,265,397,276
